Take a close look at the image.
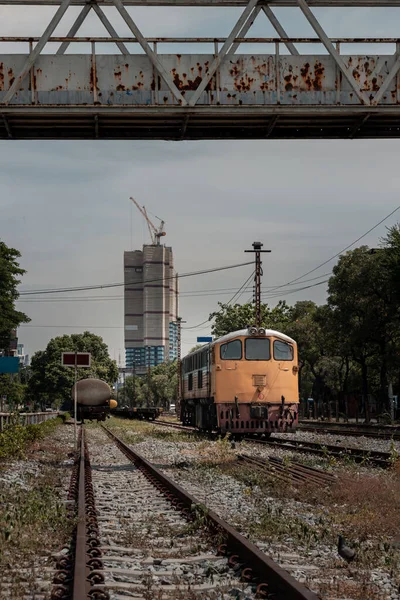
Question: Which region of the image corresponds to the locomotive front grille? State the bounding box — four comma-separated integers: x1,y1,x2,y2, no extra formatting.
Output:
252,374,266,387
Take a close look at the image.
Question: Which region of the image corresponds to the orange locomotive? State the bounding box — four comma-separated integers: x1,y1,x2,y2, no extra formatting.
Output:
180,327,299,435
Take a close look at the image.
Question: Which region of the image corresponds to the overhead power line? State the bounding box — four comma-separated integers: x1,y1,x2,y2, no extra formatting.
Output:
266,204,400,293
18,260,253,296
17,272,332,303
183,270,255,331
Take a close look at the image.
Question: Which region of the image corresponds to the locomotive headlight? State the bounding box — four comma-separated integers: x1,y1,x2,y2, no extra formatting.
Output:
258,327,266,336
248,326,258,336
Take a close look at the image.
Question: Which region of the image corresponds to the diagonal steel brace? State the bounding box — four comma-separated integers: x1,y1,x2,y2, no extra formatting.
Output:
3,0,73,105
296,0,370,106
112,0,187,105
189,0,260,107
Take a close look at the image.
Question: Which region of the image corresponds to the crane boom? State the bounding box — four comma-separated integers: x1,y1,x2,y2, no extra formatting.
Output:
130,197,166,245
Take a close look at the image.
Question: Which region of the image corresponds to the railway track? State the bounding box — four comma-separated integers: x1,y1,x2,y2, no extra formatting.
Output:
298,421,400,441
52,425,320,600
150,419,395,468
238,454,337,487
245,437,393,468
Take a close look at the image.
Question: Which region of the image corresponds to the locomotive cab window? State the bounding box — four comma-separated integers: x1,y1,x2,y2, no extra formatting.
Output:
245,338,270,360
220,339,242,360
273,340,294,361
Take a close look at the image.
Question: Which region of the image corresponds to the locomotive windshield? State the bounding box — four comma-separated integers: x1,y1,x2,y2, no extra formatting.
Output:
245,338,270,360
273,340,294,360
220,339,242,360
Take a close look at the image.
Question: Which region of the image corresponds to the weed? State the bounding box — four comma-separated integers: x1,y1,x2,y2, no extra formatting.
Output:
0,416,65,461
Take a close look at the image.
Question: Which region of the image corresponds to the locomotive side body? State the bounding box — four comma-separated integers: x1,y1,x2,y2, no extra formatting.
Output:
180,328,299,435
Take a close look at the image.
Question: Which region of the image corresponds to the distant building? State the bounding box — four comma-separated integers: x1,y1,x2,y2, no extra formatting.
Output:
124,244,178,372
16,343,30,366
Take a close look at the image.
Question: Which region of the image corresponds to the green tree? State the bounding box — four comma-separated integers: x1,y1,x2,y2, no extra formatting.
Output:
117,375,142,408
210,300,291,338
0,240,30,351
0,375,26,411
148,362,178,408
27,331,118,409
327,246,396,418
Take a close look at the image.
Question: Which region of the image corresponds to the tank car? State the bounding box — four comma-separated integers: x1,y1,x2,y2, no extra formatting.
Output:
71,378,117,422
180,327,299,435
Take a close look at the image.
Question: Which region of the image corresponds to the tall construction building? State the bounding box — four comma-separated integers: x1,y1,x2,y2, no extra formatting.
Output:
124,199,178,371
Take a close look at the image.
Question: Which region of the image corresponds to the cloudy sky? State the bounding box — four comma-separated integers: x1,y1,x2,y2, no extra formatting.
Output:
1,3,400,361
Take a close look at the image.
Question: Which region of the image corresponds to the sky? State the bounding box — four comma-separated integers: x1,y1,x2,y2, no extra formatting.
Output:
1,2,400,362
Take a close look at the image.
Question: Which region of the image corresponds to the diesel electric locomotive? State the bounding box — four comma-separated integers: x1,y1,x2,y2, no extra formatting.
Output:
180,327,299,435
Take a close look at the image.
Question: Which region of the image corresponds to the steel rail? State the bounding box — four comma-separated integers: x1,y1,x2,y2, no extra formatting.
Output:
101,424,320,600
298,425,400,441
72,428,88,600
244,437,393,468
152,419,198,431
238,453,337,486
71,427,105,600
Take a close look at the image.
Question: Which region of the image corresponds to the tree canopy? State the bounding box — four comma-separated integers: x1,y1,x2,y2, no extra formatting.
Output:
118,361,177,409
27,331,119,409
0,240,30,352
210,300,291,338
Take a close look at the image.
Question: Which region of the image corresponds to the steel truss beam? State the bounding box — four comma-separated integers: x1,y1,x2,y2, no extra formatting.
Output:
2,1,400,5
1,0,400,138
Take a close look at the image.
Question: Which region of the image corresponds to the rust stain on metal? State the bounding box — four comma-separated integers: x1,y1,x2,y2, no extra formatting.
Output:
170,66,210,91
234,73,255,92
298,61,325,91
7,68,15,88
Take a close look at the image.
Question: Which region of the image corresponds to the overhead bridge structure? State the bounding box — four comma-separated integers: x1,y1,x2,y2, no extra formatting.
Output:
1,0,400,139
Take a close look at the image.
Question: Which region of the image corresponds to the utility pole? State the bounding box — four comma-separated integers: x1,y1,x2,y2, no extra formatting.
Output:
245,242,271,327
172,317,186,413
132,362,136,408
147,346,151,407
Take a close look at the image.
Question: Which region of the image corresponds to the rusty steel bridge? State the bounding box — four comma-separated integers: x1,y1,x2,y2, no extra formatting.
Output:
1,0,400,139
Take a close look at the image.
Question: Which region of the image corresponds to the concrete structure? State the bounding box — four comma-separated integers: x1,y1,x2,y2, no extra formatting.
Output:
124,245,178,371
1,1,400,139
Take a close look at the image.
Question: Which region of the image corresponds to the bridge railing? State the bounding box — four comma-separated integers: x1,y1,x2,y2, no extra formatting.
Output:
0,37,399,108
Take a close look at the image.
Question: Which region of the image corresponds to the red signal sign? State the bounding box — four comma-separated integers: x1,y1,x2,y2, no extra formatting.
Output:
62,352,91,367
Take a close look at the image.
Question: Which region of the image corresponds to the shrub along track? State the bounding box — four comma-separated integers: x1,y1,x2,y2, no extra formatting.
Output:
52,424,320,600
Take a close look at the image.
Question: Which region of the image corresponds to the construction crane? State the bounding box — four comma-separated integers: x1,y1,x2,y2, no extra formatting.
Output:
130,197,166,246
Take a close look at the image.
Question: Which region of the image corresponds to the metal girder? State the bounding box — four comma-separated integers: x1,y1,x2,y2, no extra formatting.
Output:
2,1,400,5
265,114,279,137
262,6,299,55
188,0,259,106
372,54,400,106
112,0,187,105
2,114,13,138
92,4,131,55
3,0,73,104
229,4,261,55
348,113,370,138
296,0,370,106
56,4,91,55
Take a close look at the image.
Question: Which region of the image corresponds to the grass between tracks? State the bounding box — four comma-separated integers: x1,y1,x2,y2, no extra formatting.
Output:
102,416,202,444
0,422,75,597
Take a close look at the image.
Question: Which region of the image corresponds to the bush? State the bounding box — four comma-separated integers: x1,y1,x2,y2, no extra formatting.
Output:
0,416,64,461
